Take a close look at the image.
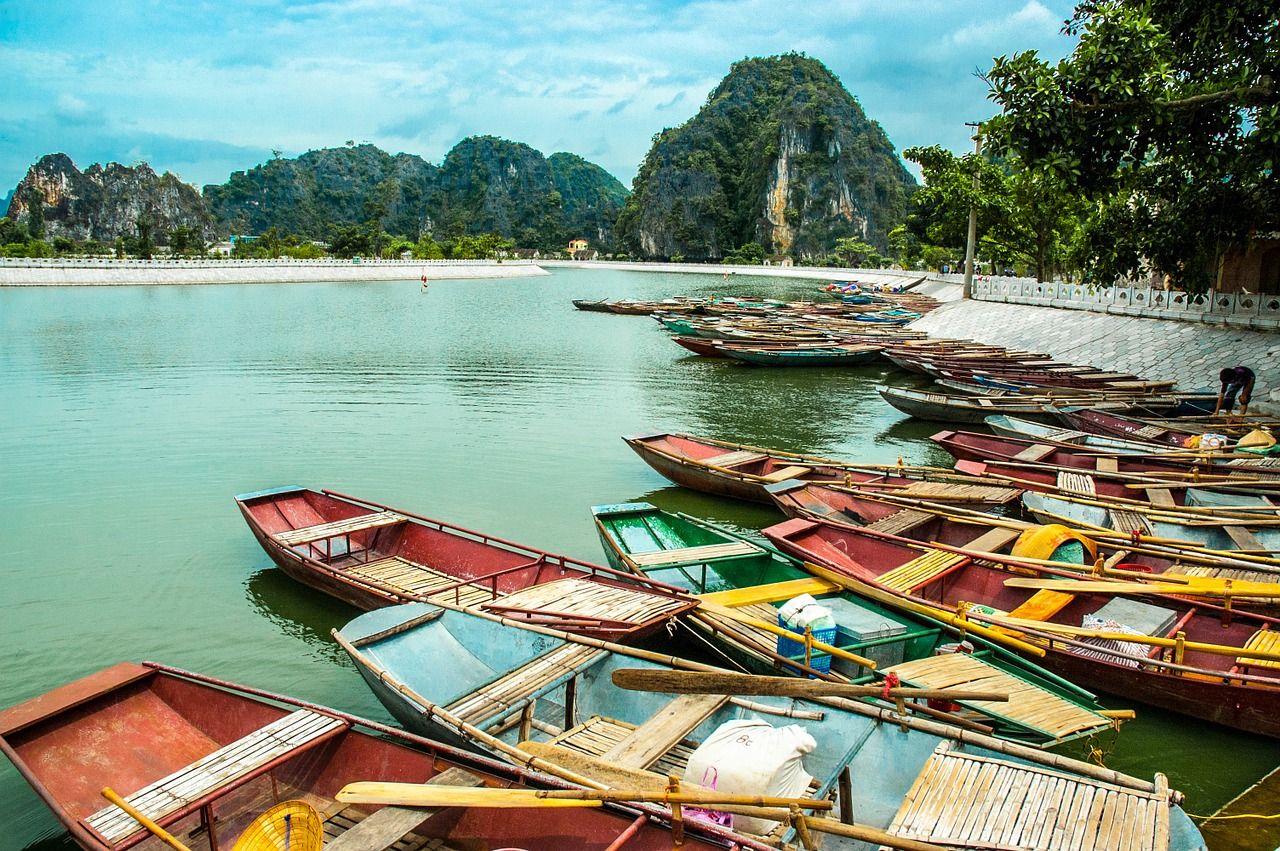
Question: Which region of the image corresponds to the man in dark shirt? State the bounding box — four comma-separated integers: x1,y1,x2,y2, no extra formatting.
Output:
1215,366,1256,416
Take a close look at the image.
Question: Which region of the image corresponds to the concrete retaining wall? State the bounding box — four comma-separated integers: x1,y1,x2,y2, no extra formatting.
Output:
910,298,1280,413
0,258,549,286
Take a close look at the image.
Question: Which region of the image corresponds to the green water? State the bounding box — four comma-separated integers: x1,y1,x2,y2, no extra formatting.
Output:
1,268,1276,848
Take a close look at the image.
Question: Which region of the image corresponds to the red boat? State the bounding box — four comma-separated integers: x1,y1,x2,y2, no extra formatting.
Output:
0,662,741,851
624,432,1022,505
1052,407,1202,447
933,429,1280,486
235,486,697,642
760,516,1280,737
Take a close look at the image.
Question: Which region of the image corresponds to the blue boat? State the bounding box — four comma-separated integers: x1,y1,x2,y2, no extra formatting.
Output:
335,604,1204,851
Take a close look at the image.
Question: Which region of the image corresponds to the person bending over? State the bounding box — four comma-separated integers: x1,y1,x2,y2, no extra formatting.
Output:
1216,366,1256,416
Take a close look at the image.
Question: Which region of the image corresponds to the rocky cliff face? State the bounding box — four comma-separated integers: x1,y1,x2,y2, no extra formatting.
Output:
616,54,917,260
202,138,627,250
6,153,215,243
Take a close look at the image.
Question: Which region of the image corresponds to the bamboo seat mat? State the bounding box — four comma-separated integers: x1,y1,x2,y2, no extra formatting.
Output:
86,710,348,843
445,644,604,726
1109,510,1154,536
273,511,405,546
898,481,1021,503
702,450,768,468
865,508,933,536
877,549,968,593
886,654,1110,741
1042,429,1089,443
346,557,497,607
1057,471,1097,495
628,540,759,566
883,743,1170,851
698,602,789,658
483,578,690,624
1238,629,1280,670
1131,425,1166,440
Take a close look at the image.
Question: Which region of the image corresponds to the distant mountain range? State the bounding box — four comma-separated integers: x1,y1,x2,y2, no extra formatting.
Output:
4,54,915,258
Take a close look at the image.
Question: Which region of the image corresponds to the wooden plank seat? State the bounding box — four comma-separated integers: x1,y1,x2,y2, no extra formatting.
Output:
602,694,729,769
1132,425,1167,440
702,450,768,469
865,508,934,536
1237,628,1280,671
86,710,348,843
325,767,482,851
1012,443,1056,463
627,540,760,567
760,464,811,483
324,806,457,851
877,549,968,593
445,644,604,727
346,557,497,607
899,481,1022,504
1225,524,1268,552
274,511,406,547
1058,470,1097,496
959,527,1021,554
1145,487,1176,507
1096,457,1120,473
886,654,1110,742
482,578,691,627
1008,590,1077,623
883,742,1170,850
1042,429,1089,444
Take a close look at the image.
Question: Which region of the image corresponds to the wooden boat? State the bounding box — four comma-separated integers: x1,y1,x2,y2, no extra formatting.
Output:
718,343,883,367
0,662,743,851
769,481,1280,593
235,486,697,641
571,298,614,312
623,432,1023,505
336,603,1204,850
590,501,1121,746
984,414,1174,454
607,298,704,315
1049,406,1275,450
761,515,1280,738
879,385,1073,424
1022,490,1280,560
934,430,1280,482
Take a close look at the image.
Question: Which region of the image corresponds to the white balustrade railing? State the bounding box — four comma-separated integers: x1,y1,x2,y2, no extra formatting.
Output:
970,277,1280,322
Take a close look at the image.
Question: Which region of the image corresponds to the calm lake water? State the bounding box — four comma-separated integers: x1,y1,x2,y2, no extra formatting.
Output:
2,268,1277,848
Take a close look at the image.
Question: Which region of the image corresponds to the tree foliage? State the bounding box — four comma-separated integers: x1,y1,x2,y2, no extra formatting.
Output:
984,0,1279,288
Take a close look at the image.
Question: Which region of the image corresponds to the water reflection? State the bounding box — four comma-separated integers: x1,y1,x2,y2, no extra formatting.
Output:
244,568,361,664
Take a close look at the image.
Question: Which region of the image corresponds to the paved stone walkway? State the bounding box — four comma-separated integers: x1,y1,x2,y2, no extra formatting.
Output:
910,299,1279,413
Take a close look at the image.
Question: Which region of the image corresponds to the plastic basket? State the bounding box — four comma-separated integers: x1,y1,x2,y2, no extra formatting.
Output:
776,613,836,675
230,800,325,851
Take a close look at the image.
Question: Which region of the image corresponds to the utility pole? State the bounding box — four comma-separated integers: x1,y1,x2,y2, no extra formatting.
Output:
962,123,982,300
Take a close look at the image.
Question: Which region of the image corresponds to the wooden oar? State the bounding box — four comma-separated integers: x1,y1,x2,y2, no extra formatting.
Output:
611,668,1010,703
336,782,834,811
100,788,192,851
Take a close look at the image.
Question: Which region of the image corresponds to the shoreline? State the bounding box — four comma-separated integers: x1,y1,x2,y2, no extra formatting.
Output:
0,258,550,286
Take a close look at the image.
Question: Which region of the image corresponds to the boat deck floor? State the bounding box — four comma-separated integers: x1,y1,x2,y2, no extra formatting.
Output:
884,742,1169,851
446,643,605,727
345,556,498,607
886,654,1111,742
483,578,690,627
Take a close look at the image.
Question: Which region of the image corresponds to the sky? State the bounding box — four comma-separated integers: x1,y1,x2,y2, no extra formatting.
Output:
0,1,1079,193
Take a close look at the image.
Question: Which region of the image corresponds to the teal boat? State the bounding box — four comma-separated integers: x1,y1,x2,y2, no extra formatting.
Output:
335,603,1204,851
984,414,1175,454
590,502,1122,747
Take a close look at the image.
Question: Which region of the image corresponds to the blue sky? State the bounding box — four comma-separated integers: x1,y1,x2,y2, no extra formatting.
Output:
0,1,1078,193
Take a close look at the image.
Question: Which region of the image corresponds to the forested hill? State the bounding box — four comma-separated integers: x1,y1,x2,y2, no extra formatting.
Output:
616,53,917,261
203,139,628,250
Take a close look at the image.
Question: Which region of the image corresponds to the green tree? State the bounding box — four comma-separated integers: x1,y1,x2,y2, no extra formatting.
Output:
0,216,31,246
984,0,1278,289
412,234,445,259
167,225,203,256
22,186,45,240
833,237,882,268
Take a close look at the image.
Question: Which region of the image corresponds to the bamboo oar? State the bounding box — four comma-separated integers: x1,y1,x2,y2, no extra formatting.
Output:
336,782,834,811
1003,577,1280,599
611,668,1010,703
100,788,192,851
962,613,1280,665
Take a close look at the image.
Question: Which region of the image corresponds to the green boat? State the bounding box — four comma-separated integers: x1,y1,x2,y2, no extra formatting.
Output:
590,501,1124,748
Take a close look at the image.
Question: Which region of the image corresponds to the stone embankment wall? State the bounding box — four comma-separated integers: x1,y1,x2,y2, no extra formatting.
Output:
538,258,925,286
0,258,549,286
910,298,1280,413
